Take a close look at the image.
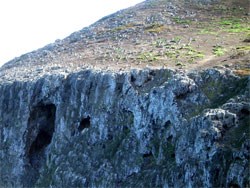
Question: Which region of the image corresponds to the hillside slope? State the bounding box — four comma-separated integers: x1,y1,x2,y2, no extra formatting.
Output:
1,0,249,78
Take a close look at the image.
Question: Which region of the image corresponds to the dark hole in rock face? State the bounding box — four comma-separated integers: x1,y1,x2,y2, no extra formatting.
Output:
164,120,171,128
130,75,136,82
143,151,153,158
149,70,156,77
25,104,56,186
116,83,123,94
228,182,240,188
240,108,249,115
167,135,173,142
238,107,250,122
171,153,175,159
108,134,113,140
28,104,56,166
29,130,52,167
78,116,91,132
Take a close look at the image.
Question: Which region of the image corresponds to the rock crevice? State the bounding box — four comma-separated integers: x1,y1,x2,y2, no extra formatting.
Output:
0,68,249,187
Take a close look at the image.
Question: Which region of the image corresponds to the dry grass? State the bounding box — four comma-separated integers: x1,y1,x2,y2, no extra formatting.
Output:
234,69,250,76
2,0,250,74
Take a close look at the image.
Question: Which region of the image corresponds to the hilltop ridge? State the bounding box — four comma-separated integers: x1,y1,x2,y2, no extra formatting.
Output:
0,0,249,82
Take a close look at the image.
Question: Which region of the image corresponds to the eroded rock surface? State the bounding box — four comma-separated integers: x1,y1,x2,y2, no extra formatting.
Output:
0,0,249,187
0,67,249,187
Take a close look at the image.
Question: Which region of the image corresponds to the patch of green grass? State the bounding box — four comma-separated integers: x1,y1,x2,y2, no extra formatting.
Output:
219,19,239,26
198,17,249,35
165,50,178,58
236,45,250,51
198,28,218,35
113,47,126,60
153,39,168,48
189,51,204,59
173,17,191,25
175,62,184,66
213,45,226,56
170,36,182,43
182,45,205,59
138,37,204,64
164,44,204,63
226,25,250,33
137,52,159,61
219,18,243,27
219,18,250,33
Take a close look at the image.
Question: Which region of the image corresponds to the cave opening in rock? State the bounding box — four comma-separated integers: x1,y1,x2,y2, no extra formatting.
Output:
29,129,53,166
27,104,56,168
143,151,153,158
163,120,172,130
24,103,56,186
78,116,91,132
228,182,240,188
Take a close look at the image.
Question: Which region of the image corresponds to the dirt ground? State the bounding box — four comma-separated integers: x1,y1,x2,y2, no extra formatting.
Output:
1,0,250,76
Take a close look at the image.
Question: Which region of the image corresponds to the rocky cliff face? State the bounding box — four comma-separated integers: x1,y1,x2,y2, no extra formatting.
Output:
1,68,249,187
0,0,249,187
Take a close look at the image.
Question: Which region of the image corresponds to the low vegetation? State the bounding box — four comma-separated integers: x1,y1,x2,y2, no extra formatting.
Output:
4,0,248,74
212,45,226,56
145,23,166,33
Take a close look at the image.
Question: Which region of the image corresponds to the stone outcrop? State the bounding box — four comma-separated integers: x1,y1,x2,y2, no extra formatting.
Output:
0,67,249,187
0,0,249,187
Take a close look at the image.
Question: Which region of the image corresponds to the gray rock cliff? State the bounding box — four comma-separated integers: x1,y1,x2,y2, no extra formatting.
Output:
0,68,249,187
0,0,249,187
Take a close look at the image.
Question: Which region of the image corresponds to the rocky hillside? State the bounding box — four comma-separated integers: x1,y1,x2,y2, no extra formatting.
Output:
0,0,249,187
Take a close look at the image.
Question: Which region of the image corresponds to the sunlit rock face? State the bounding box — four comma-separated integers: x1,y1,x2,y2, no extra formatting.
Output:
0,68,249,187
0,0,249,186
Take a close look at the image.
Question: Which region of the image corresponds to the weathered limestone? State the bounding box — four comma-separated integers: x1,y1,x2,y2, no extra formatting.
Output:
0,68,249,187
